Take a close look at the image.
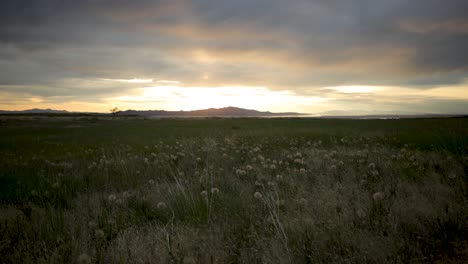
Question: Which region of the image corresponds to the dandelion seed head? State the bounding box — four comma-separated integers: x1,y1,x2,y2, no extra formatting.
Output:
254,192,263,199
108,194,117,202
157,202,167,209
148,179,155,185
372,192,385,202
201,190,208,196
122,191,132,198
236,169,246,176
356,209,366,218
211,188,219,194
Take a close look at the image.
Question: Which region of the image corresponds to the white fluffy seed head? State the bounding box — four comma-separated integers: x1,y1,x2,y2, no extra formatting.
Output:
157,202,167,209
254,192,263,199
372,192,385,202
107,194,117,202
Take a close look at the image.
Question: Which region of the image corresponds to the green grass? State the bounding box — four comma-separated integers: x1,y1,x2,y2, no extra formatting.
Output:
1,116,468,263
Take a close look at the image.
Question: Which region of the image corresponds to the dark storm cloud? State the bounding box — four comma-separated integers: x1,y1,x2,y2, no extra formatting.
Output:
1,0,468,99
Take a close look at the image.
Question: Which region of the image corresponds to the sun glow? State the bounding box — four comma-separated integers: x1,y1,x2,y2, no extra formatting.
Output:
328,85,383,93
107,85,327,112
101,78,154,83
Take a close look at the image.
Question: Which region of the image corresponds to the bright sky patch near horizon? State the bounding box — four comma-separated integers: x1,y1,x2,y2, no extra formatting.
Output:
1,1,468,115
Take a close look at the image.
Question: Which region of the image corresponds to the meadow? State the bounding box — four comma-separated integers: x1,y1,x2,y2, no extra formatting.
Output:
1,116,467,263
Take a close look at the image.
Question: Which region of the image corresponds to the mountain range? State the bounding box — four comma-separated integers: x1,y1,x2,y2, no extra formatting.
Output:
0,107,305,117
1,107,465,119
0,108,70,114
116,107,304,117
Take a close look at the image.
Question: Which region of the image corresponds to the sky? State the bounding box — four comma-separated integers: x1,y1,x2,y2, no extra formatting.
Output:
1,0,468,115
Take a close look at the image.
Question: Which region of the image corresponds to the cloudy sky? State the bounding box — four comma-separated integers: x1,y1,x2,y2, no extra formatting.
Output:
1,0,468,114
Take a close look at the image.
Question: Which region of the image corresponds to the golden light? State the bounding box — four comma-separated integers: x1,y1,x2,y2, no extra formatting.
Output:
101,78,154,84
107,84,328,113
328,85,382,93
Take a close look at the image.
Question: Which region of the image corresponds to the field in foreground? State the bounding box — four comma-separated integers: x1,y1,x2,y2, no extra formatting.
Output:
1,116,468,263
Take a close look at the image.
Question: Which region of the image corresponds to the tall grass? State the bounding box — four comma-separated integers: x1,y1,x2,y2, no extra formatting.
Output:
0,116,467,263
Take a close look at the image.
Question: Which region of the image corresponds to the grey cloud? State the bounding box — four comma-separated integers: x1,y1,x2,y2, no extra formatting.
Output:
0,0,468,95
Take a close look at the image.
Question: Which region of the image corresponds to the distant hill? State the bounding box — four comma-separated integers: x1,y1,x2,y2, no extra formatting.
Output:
0,108,69,114
116,106,305,117
2,107,464,119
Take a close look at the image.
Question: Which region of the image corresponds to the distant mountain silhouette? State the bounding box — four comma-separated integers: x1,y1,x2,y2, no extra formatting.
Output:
0,108,69,114
117,106,305,117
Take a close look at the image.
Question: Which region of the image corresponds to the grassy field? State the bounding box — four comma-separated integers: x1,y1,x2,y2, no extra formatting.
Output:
1,116,468,263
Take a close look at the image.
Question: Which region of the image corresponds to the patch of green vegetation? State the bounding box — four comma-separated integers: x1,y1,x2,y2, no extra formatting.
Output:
0,116,467,263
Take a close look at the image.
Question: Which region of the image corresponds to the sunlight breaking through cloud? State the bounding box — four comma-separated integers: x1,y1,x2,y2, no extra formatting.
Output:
100,78,154,84
107,85,327,113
